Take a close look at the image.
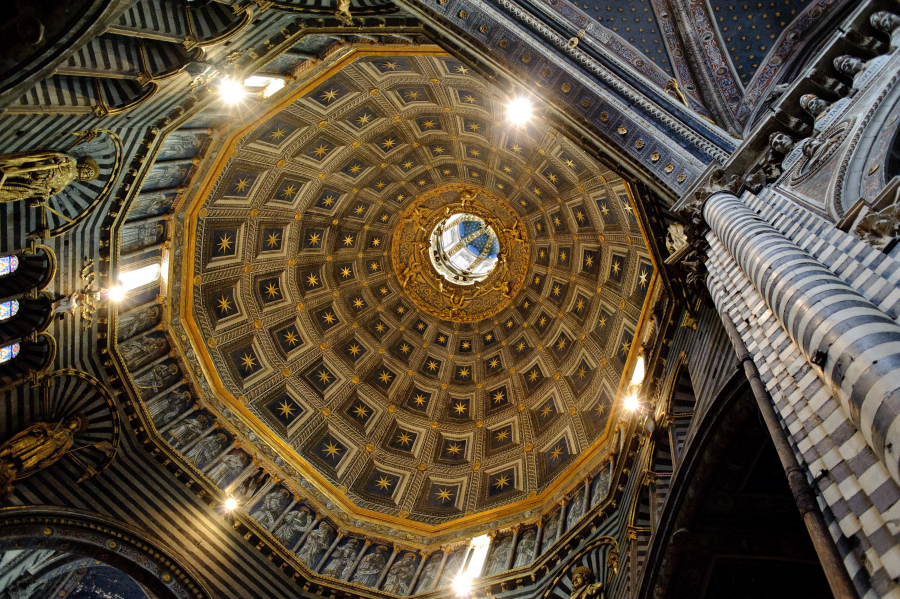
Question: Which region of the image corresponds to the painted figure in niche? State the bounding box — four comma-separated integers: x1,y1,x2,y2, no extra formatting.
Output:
0,152,99,206
352,545,389,587
513,530,536,567
0,415,88,497
161,132,203,159
184,432,226,470
129,192,174,220
207,450,247,488
569,566,605,599
274,506,314,546
413,554,441,593
120,222,164,254
541,512,560,554
147,389,191,428
567,494,584,530
119,335,167,367
486,536,513,576
166,414,208,449
143,165,187,189
322,538,360,579
383,552,417,594
118,306,160,340
234,468,269,504
436,551,464,588
591,466,611,508
251,488,289,529
135,363,179,397
301,521,334,568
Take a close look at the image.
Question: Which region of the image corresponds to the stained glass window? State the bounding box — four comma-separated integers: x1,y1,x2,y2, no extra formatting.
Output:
0,256,18,277
0,300,18,321
0,342,20,364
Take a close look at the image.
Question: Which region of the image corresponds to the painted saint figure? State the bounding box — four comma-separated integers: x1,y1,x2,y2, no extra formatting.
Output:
147,390,191,428
134,363,179,397
352,545,389,587
486,537,513,576
300,521,334,569
566,494,584,531
413,554,442,593
322,538,360,579
166,414,208,449
184,432,226,470
274,506,314,546
382,552,417,594
206,451,247,488
513,530,536,567
119,335,167,367
251,489,289,529
0,152,99,206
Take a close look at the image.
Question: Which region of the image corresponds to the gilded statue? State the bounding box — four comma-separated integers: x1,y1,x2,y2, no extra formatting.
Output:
569,566,605,599
458,190,477,209
0,151,99,206
335,0,353,25
0,415,88,498
411,206,431,234
492,250,512,298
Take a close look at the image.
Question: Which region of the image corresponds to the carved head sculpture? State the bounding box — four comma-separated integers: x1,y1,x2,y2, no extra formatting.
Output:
769,132,795,155
571,566,595,590
66,414,90,434
871,11,900,34
347,538,359,548
75,157,100,181
834,55,866,77
800,94,829,117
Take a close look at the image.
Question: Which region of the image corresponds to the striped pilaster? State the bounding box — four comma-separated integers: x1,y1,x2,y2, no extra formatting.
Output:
704,191,900,487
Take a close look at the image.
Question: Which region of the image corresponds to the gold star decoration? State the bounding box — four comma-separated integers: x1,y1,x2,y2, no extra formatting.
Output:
559,250,567,261
612,261,621,275
413,393,427,406
564,158,576,168
320,88,340,103
317,369,332,384
484,333,493,342
266,232,281,248
375,322,386,333
306,273,319,287
283,331,299,346
322,312,336,325
461,341,471,349
446,442,462,455
240,352,257,371
265,282,280,299
405,90,421,101
457,367,470,378
576,211,586,223
550,445,564,460
598,315,607,328
493,390,505,403
379,370,393,384
421,119,436,129
352,298,365,309
462,94,478,104
348,343,362,356
353,404,369,418
600,203,610,216
455,65,470,74
493,474,510,489
433,146,445,154
553,285,561,297
340,266,352,278
281,185,297,199
553,216,562,226
437,335,447,343
371,237,381,247
469,148,480,157
416,322,425,330
278,400,295,417
547,172,558,183
356,113,372,126
320,195,335,207
217,295,232,314
270,127,286,140
453,402,467,415
216,234,233,254
308,232,321,246
400,343,411,354
370,261,379,271
557,337,567,350
489,358,500,369
584,254,594,267
576,299,585,311
382,61,399,70
467,122,481,132
528,369,540,382
495,429,510,442
323,441,342,458
396,432,412,446
577,366,588,379
313,144,331,158
234,177,250,193
427,360,439,372
343,235,355,246
436,487,454,502
403,160,414,169
639,270,649,288
348,163,362,174
541,404,553,418
621,339,631,356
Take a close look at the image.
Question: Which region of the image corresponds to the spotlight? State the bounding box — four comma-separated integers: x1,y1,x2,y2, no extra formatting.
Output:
624,393,640,412
106,286,125,302
224,497,238,511
219,78,246,105
506,97,533,126
453,573,472,597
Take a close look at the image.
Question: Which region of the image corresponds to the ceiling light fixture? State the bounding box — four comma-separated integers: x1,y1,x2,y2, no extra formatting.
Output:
219,78,246,104
506,97,533,126
224,497,238,511
630,355,645,386
105,286,125,302
243,75,286,98
454,534,492,596
624,393,640,412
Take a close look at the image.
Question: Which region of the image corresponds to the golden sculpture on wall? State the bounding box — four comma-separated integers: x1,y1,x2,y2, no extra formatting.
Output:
0,152,99,206
390,185,530,323
0,415,90,498
569,566,606,599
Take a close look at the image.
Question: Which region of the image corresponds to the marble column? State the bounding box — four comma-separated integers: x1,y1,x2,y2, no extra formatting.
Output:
408,551,428,593
705,191,900,484
430,547,452,591
504,526,520,571
317,531,345,573
376,547,401,589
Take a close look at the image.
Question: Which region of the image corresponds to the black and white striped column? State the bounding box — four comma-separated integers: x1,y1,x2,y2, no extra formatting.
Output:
704,191,900,484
